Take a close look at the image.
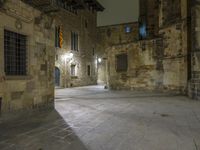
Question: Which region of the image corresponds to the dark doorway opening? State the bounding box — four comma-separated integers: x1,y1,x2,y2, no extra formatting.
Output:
55,67,60,87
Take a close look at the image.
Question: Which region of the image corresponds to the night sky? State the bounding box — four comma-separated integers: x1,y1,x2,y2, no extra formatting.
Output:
97,0,139,26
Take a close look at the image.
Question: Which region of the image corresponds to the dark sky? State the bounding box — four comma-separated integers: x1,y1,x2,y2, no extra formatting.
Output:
97,0,139,26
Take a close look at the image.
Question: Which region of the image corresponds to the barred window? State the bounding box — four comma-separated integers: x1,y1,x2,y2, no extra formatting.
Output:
4,30,27,76
116,54,128,72
71,32,78,51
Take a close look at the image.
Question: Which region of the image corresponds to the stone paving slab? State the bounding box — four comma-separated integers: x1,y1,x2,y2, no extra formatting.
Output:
0,85,200,150
55,86,200,150
0,108,88,150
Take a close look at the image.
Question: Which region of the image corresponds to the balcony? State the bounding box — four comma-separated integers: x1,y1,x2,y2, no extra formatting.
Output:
22,0,59,12
23,0,104,13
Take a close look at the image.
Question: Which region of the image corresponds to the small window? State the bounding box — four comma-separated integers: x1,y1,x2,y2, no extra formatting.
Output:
71,32,78,51
125,26,132,33
4,30,27,76
87,65,91,76
71,65,76,76
85,20,88,28
107,29,111,37
116,54,128,72
92,48,95,56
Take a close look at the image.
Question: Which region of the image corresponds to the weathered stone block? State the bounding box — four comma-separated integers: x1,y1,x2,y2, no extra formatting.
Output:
11,92,23,100
26,81,35,92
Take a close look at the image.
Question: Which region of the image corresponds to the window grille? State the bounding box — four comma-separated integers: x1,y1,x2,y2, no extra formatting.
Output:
116,54,128,72
4,30,27,76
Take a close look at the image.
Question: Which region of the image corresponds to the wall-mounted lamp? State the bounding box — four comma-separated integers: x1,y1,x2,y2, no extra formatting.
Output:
98,58,102,63
62,52,74,61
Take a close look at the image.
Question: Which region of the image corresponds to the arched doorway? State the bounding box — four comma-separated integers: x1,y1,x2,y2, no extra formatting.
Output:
55,67,60,87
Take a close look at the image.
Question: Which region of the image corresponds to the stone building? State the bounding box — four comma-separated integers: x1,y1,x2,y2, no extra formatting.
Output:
0,0,55,113
97,0,200,99
97,22,139,85
53,0,104,88
0,0,104,113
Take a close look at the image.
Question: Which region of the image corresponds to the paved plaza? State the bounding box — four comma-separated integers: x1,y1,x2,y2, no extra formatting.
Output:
0,86,200,150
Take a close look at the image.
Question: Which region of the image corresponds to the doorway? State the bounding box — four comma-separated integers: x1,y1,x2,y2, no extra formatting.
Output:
55,67,60,87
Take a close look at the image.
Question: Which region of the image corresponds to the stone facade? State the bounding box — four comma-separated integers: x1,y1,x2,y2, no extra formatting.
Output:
189,0,200,100
97,22,139,84
107,41,159,90
97,0,192,95
158,0,189,92
54,8,99,88
0,0,104,113
0,0,55,113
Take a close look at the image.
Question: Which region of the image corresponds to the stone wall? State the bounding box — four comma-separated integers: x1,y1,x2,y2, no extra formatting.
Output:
107,40,158,90
98,0,189,94
55,8,98,87
97,22,139,46
106,33,187,92
159,24,188,92
0,0,55,113
97,22,138,84
189,1,200,100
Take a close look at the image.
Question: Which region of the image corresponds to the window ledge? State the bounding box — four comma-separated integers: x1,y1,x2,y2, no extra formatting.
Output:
71,76,78,79
5,76,32,80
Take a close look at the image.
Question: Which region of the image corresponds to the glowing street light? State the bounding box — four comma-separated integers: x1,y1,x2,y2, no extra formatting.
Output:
62,52,74,61
98,58,102,63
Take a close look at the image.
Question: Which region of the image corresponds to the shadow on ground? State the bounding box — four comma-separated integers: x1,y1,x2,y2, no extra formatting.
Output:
0,107,88,150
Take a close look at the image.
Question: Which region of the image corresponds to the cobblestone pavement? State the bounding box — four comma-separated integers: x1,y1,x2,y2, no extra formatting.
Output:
1,85,200,150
